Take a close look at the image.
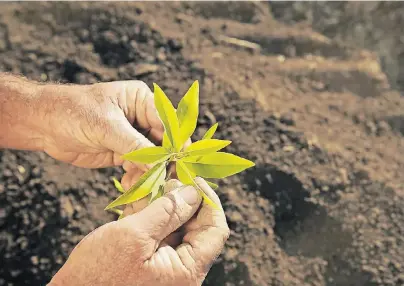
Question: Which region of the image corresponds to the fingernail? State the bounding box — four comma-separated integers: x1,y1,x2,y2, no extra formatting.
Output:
194,177,204,186
178,186,200,205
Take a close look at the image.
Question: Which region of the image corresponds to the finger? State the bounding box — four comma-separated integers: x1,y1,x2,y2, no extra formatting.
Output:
105,114,155,159
163,179,183,194
92,81,164,164
126,185,202,242
122,178,183,217
123,159,150,173
127,81,164,142
176,178,229,274
121,168,143,190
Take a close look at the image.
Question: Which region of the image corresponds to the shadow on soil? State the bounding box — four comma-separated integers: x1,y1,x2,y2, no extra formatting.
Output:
243,164,373,286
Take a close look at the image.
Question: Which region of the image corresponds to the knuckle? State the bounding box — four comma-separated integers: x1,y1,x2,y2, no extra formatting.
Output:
131,136,153,151
159,195,177,217
161,194,184,224
127,81,150,98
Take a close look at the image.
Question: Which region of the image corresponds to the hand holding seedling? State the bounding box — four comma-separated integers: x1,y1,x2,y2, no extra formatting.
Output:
107,80,254,214
49,178,229,286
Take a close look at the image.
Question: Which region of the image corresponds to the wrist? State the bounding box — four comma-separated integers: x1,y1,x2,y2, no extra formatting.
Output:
0,74,46,151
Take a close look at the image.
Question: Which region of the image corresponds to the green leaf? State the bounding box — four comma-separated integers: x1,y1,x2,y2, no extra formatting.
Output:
183,139,231,157
118,212,125,220
183,152,255,178
149,184,164,204
105,163,167,210
202,123,218,140
176,161,219,209
162,132,173,150
206,180,218,190
112,177,125,193
153,83,180,151
177,80,199,149
122,146,171,164
176,160,195,185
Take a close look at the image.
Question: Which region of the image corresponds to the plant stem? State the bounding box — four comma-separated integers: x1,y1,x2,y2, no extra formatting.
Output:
165,162,173,180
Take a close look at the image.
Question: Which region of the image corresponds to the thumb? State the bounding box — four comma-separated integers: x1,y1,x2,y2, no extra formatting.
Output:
127,185,202,242
104,115,155,170
110,116,155,154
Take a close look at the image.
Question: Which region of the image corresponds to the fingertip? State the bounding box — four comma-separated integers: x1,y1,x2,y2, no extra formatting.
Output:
121,168,143,190
146,96,164,130
194,177,208,190
175,185,202,207
164,179,183,194
194,177,223,209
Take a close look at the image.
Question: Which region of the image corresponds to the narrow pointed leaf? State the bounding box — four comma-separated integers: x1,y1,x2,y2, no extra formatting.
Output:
183,139,231,157
105,163,166,210
177,80,199,149
153,83,180,150
112,177,125,193
206,181,218,190
176,160,195,185
183,152,255,178
162,132,173,150
118,212,125,220
149,184,164,204
202,123,218,140
177,161,219,209
122,146,170,164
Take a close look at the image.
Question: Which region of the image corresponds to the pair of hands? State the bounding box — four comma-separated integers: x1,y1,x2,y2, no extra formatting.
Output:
41,81,229,285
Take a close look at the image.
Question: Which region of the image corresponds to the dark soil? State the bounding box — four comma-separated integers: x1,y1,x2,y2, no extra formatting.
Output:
1,2,404,286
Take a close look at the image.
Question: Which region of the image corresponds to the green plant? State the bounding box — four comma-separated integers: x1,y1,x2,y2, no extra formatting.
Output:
105,80,254,217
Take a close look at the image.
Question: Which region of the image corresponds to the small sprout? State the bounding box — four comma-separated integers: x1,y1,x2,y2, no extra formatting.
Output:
112,177,125,193
106,80,255,215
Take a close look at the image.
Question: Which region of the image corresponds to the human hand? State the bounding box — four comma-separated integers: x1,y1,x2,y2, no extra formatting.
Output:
39,80,163,169
49,178,229,286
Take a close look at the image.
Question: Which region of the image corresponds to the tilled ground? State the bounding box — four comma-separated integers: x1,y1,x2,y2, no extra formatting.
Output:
0,2,403,286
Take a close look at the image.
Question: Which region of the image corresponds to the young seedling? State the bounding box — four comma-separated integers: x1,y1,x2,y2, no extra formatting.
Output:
106,80,254,217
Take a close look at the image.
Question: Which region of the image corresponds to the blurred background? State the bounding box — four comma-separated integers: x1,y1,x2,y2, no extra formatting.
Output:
0,2,403,286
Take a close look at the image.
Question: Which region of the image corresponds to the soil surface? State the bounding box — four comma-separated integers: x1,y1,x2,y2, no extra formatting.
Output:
0,2,403,286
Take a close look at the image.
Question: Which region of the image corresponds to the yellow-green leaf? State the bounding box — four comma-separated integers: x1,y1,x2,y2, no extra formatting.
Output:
162,132,173,150
202,123,218,140
183,152,255,178
112,177,125,193
177,80,199,149
177,161,219,209
153,83,180,150
105,163,167,210
183,139,231,157
118,212,125,220
149,184,164,204
176,160,195,185
122,146,171,164
206,180,218,190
